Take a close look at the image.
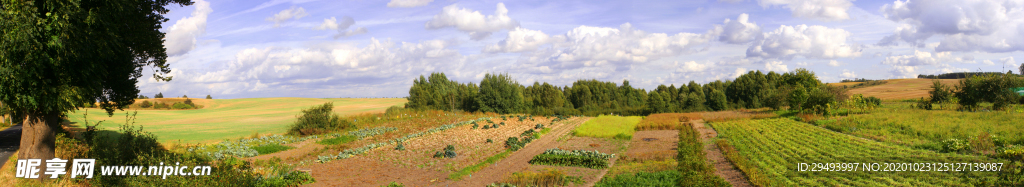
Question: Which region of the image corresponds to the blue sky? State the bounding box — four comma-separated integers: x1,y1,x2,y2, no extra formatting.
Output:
142,0,1024,99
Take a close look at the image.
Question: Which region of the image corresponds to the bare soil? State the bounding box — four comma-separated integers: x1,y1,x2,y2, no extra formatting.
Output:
624,130,678,161
691,119,752,187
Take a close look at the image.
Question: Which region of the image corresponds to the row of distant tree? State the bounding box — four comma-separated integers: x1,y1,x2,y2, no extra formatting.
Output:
136,93,213,99
918,72,1016,79
405,69,845,116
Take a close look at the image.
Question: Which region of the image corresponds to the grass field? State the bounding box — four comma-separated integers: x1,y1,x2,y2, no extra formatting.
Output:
572,115,643,140
824,102,1024,150
711,118,1006,186
847,78,961,100
65,97,407,143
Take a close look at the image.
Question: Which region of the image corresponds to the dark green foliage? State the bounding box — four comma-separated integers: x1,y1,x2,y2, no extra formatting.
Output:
288,102,355,135
506,137,522,151
156,92,164,99
183,95,188,98
252,144,294,154
172,102,194,109
916,97,933,110
140,101,153,108
528,154,609,169
954,74,1023,110
184,98,196,107
864,96,882,106
482,124,491,129
595,170,680,187
929,80,953,103
919,72,1009,79
472,123,479,129
486,139,493,143
707,89,728,111
405,72,479,112
257,171,316,187
153,102,170,109
535,124,544,129
788,84,809,111
434,145,456,158
395,142,405,151
206,95,213,99
476,73,526,114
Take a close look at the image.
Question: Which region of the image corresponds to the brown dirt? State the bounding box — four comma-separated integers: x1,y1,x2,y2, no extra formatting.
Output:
624,130,678,161
439,117,590,187
691,119,752,187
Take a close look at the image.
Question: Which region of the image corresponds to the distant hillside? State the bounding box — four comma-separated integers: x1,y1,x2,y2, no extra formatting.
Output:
844,79,961,100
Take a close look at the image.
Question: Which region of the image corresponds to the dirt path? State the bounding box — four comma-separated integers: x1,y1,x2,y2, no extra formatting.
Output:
691,119,752,187
441,117,590,186
582,155,616,187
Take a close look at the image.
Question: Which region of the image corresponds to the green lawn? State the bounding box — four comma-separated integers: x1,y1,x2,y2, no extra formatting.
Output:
66,97,406,144
572,115,643,140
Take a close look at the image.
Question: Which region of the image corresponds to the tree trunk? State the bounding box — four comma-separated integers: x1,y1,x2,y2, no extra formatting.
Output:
19,110,60,182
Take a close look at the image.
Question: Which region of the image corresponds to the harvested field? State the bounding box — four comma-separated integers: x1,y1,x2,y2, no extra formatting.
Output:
848,78,960,100
623,130,678,161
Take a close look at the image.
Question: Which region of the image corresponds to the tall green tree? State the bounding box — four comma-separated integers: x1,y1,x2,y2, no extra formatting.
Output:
476,73,525,114
0,0,192,171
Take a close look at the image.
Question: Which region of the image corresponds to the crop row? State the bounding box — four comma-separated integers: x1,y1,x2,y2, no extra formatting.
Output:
191,134,320,160
528,148,613,169
711,118,1008,186
324,127,397,139
316,117,493,163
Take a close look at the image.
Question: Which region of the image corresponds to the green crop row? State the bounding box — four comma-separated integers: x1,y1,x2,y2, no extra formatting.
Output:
528,148,613,169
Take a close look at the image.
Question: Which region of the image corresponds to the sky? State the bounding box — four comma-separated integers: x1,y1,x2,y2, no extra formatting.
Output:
141,0,1024,99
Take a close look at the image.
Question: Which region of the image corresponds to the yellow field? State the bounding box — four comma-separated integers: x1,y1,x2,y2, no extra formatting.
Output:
66,97,407,143
846,79,960,100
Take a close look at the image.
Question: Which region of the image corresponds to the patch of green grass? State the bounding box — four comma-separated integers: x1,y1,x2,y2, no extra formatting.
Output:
448,150,512,180
572,115,642,140
65,97,407,143
595,170,681,187
832,103,1024,148
251,144,295,155
317,135,358,145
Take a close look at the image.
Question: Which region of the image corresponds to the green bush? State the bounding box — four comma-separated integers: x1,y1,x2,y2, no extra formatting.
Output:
172,102,194,109
595,170,680,187
139,100,153,108
288,102,355,135
153,102,169,109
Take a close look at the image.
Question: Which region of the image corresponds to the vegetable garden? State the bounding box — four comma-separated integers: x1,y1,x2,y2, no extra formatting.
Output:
711,118,1010,186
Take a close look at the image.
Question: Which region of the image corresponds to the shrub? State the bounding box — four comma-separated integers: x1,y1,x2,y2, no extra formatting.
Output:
288,102,355,135
139,100,153,108
395,142,405,151
206,95,213,99
152,102,169,109
172,102,194,109
595,170,680,187
942,138,971,153
434,145,457,158
486,139,493,143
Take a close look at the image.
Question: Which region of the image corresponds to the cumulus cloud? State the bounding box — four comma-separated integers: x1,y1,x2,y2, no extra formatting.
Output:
881,50,973,78
746,24,862,59
266,6,309,27
483,27,565,53
879,0,1024,52
757,0,853,21
983,60,996,66
1002,57,1016,68
675,61,712,73
314,16,368,39
718,13,762,44
425,3,519,40
828,60,841,67
537,23,717,69
160,38,465,97
765,61,789,72
388,0,433,8
840,69,856,79
165,0,212,56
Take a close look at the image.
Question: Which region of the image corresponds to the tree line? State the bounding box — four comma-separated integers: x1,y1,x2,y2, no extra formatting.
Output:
405,69,847,116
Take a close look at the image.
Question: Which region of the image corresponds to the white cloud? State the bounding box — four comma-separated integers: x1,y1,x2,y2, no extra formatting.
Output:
879,0,1024,52
165,0,212,56
983,60,995,66
313,16,368,39
881,50,971,67
536,23,717,69
827,60,841,67
765,61,789,72
675,61,712,73
718,13,762,44
1002,57,1016,68
314,16,355,30
425,3,519,40
840,69,856,79
746,24,861,59
388,0,433,8
266,6,309,27
757,0,853,21
483,27,564,53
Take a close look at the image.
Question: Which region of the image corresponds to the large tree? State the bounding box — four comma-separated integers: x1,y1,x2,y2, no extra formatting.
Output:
0,0,192,178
